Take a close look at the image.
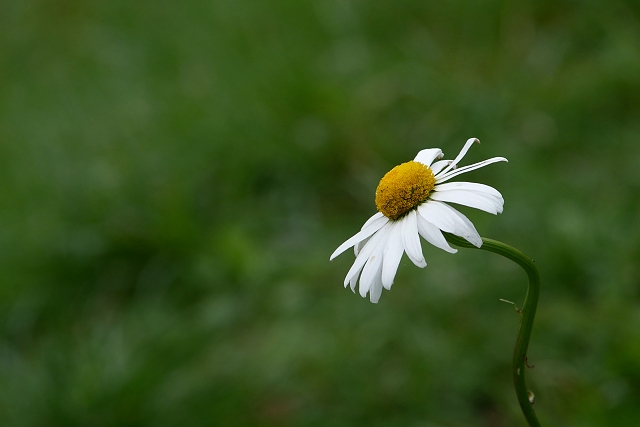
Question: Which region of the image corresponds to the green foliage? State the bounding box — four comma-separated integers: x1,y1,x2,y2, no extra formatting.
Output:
1,0,640,425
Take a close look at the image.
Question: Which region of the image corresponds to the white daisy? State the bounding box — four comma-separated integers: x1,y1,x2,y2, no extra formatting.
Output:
330,138,507,303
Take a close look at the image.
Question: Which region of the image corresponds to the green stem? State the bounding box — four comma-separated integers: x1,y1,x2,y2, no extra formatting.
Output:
444,233,541,427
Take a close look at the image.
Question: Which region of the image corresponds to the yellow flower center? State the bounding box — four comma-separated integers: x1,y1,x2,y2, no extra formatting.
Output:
375,161,436,220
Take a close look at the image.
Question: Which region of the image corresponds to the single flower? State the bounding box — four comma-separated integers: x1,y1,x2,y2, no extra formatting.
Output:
330,138,507,303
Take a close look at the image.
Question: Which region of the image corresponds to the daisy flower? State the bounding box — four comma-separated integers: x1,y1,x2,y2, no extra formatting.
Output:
330,138,507,303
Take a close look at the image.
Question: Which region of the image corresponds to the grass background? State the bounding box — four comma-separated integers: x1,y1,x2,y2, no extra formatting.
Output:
1,0,640,426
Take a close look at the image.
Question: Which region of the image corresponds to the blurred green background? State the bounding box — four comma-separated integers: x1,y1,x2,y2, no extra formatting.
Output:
1,0,640,426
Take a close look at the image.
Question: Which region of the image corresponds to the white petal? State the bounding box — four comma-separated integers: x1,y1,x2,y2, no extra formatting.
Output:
430,160,452,175
354,236,370,257
416,213,457,254
354,214,385,256
348,264,363,291
435,181,502,198
358,234,387,298
330,213,388,260
343,223,390,286
360,211,385,229
435,138,479,177
418,200,482,247
430,189,504,215
435,157,508,184
381,221,404,290
401,210,427,268
368,263,384,303
414,148,443,167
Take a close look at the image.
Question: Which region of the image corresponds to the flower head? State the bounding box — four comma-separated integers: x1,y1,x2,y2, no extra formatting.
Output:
330,138,507,303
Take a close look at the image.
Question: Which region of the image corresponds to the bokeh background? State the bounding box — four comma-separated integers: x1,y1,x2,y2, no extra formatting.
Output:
1,0,640,426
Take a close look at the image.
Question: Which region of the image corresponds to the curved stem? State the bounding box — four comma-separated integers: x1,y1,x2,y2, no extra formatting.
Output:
444,233,541,427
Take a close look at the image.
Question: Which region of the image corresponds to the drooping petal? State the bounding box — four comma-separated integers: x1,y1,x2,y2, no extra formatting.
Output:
358,231,389,298
434,181,503,198
430,189,504,215
430,159,452,175
354,236,370,257
343,223,389,286
331,213,388,260
416,212,458,253
381,221,404,290
361,211,386,229
419,200,482,247
401,210,427,267
354,214,386,256
348,263,364,291
435,157,508,184
414,148,443,167
435,138,479,177
369,264,384,303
